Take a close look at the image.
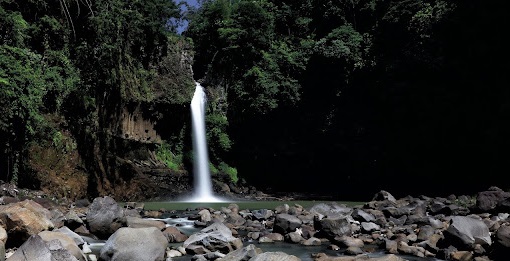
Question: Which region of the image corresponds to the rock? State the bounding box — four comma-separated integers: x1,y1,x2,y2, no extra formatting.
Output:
162,226,188,243
250,251,301,261
372,190,397,205
345,246,364,255
361,222,380,233
0,226,6,244
38,230,86,261
417,225,435,241
252,209,274,220
496,225,510,247
54,226,85,246
301,237,321,246
126,216,166,230
443,216,492,247
476,187,510,212
100,227,167,261
0,241,4,261
74,199,90,208
285,232,304,243
216,244,262,261
167,249,183,258
309,203,352,219
334,236,364,248
0,200,54,247
183,222,242,254
6,235,78,261
315,216,352,239
273,214,302,234
450,250,473,261
198,209,211,223
351,209,375,222
265,233,284,241
86,196,124,239
64,209,84,230
225,213,246,227
491,225,510,259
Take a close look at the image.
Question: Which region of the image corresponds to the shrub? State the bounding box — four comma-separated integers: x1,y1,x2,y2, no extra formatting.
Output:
219,162,238,183
155,142,182,171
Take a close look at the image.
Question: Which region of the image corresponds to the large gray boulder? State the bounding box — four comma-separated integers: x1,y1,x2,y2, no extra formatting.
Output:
86,196,124,239
250,251,301,261
216,244,262,261
183,222,243,254
476,187,510,212
443,216,492,247
100,227,167,261
38,230,86,261
0,200,54,247
314,216,352,239
6,235,78,261
273,214,302,235
309,203,352,219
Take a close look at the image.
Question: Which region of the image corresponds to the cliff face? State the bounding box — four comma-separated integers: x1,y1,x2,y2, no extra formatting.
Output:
118,105,161,143
92,37,196,201
27,37,196,202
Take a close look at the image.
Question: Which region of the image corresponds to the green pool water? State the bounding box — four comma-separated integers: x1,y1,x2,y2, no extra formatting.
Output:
138,200,365,211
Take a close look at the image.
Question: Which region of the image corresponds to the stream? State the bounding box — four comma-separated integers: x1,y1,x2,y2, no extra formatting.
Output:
86,200,446,261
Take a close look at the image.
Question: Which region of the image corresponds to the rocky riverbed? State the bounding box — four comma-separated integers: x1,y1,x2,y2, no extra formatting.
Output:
1,184,510,261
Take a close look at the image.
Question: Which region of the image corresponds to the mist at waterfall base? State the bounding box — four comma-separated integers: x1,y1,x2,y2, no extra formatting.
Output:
178,82,226,203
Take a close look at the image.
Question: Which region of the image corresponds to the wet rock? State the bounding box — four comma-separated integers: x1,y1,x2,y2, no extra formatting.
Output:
126,216,166,230
162,226,188,243
100,227,167,261
351,209,375,222
273,214,302,234
183,222,242,254
250,251,301,261
309,203,352,219
7,235,78,261
476,187,510,212
86,196,124,239
315,216,352,239
0,200,54,247
216,244,262,261
38,230,86,261
443,216,492,248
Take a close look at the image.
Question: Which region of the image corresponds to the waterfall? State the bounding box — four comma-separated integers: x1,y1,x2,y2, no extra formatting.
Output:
189,82,223,202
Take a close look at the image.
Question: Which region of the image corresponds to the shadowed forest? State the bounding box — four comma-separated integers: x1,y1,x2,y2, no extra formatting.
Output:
0,0,508,201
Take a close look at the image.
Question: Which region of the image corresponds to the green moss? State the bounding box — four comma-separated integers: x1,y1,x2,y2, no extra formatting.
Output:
219,162,238,183
155,142,182,171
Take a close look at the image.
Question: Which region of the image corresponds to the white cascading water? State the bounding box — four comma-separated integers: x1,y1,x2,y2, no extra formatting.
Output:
189,82,223,202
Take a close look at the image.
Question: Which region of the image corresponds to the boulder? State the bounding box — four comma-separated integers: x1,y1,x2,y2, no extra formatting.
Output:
0,200,54,247
216,244,262,261
183,222,242,254
38,230,86,261
315,216,352,239
476,187,510,212
99,227,167,261
443,216,492,248
309,203,352,219
6,235,78,261
273,214,302,235
86,196,124,239
250,251,301,261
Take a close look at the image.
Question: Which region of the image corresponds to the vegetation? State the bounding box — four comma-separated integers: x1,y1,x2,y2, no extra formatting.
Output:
0,0,507,200
186,0,508,199
156,142,183,171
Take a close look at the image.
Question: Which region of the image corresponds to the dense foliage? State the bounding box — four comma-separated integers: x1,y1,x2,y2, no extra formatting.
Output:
186,0,508,199
0,0,189,189
0,0,507,200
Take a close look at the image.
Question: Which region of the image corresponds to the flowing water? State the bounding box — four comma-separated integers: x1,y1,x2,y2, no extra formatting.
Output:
133,84,443,260
187,82,224,202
